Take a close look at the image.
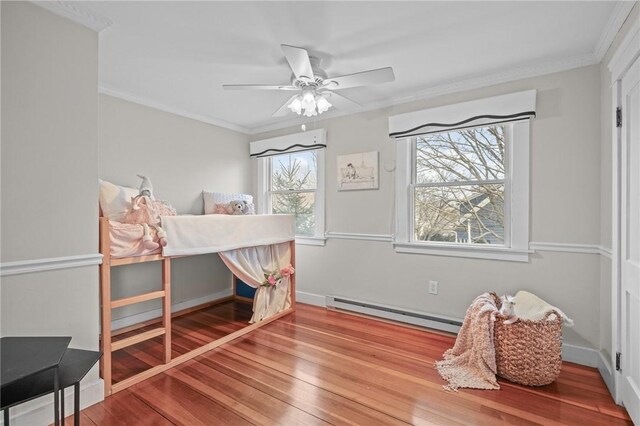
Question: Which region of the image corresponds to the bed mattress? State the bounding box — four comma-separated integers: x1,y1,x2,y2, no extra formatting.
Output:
108,214,296,258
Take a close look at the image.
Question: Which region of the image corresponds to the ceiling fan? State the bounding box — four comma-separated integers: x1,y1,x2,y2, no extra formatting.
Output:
223,44,395,118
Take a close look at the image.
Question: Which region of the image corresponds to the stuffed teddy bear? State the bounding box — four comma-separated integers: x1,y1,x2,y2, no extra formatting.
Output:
226,199,250,215
122,175,176,250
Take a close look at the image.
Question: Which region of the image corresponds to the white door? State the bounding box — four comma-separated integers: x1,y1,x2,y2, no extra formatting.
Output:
621,54,640,425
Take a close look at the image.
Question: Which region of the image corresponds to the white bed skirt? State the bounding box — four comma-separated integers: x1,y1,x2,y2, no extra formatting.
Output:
161,214,295,256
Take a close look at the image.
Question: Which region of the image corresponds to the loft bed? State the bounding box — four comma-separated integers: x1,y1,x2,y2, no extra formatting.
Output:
98,213,296,396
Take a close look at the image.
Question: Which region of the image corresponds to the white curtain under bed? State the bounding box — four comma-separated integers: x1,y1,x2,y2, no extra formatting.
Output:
219,242,292,323
161,214,295,323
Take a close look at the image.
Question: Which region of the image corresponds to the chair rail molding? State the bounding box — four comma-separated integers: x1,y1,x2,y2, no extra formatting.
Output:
325,231,393,242
0,254,103,277
529,241,612,257
323,234,612,257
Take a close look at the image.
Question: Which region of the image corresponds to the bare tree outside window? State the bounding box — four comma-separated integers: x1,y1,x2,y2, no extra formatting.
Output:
414,125,506,245
270,151,317,235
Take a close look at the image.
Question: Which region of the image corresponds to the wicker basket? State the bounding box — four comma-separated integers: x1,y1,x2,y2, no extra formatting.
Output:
492,293,563,386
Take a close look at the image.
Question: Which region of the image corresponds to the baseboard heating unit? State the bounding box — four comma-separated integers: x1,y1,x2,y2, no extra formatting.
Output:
326,296,463,334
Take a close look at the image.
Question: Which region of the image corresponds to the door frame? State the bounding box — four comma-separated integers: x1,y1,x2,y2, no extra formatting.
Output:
609,13,640,404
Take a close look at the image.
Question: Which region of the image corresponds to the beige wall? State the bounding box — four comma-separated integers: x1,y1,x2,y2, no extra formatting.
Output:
257,64,603,347
0,2,102,422
598,3,639,361
1,0,99,347
98,94,250,321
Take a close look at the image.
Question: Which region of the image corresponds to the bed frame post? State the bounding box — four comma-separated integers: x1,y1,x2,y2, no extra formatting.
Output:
290,240,296,308
162,257,172,363
99,217,113,396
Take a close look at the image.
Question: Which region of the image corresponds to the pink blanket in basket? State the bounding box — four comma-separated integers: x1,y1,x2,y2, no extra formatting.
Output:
435,292,500,391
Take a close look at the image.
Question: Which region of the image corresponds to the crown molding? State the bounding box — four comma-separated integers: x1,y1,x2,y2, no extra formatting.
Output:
608,10,640,79
249,52,599,135
33,1,113,32
99,86,253,135
593,1,637,62
103,50,599,136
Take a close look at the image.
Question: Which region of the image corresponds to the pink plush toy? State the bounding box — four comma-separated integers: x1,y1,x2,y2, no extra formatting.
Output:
122,175,176,250
498,294,518,325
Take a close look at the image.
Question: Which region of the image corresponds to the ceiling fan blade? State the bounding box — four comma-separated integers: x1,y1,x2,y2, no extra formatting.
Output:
324,67,395,90
281,44,315,81
323,91,361,113
272,95,298,117
223,84,298,91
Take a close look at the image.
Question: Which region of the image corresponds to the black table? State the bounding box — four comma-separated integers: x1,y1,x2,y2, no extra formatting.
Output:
0,337,101,426
1,337,70,426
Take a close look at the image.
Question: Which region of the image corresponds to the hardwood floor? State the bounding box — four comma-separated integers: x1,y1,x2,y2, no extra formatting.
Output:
75,302,631,425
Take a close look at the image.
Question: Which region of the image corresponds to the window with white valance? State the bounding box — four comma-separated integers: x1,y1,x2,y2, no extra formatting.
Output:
252,129,326,246
389,91,535,261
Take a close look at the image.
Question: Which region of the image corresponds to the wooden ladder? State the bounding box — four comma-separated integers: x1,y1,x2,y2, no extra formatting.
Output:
99,218,171,396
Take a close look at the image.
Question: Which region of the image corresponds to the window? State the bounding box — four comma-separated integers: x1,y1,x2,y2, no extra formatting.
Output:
390,91,534,261
253,129,326,246
268,150,320,236
413,125,508,245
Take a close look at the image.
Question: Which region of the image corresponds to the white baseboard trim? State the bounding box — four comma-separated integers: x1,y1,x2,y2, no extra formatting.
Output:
299,291,599,368
0,254,103,277
2,378,103,426
562,342,599,367
598,351,616,398
111,288,233,330
296,291,327,307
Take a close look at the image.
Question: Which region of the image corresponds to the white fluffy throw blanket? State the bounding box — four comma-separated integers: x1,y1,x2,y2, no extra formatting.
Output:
514,290,574,326
435,293,500,391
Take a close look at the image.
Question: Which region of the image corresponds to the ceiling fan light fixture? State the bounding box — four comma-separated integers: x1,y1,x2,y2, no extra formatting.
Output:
286,89,333,117
302,90,315,103
287,96,303,115
224,44,395,119
315,94,331,114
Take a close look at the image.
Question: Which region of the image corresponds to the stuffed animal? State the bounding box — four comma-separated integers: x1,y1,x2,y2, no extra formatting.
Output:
122,175,176,250
499,294,518,325
226,199,249,215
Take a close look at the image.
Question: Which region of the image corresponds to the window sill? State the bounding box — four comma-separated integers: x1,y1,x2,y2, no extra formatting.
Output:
393,242,531,262
295,236,327,247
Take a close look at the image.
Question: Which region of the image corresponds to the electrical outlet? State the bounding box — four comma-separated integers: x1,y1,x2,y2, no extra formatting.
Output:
428,280,438,295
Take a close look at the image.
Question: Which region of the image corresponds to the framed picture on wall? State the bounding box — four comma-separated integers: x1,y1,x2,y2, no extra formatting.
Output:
337,151,379,191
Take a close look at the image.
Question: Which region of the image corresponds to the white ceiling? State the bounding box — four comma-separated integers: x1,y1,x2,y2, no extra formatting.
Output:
64,1,630,133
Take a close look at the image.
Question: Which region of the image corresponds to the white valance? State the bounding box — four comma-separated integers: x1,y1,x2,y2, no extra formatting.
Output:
388,90,536,139
250,128,326,158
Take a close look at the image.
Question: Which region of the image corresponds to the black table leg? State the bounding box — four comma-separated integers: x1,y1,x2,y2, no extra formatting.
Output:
61,386,65,425
74,382,80,426
53,368,60,426
4,408,9,426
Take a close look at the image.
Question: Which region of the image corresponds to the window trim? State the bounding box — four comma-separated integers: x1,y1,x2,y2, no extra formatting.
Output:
257,148,326,246
394,120,530,262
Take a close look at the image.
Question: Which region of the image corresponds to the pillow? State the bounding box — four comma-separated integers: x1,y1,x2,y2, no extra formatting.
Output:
202,191,255,215
99,179,139,221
